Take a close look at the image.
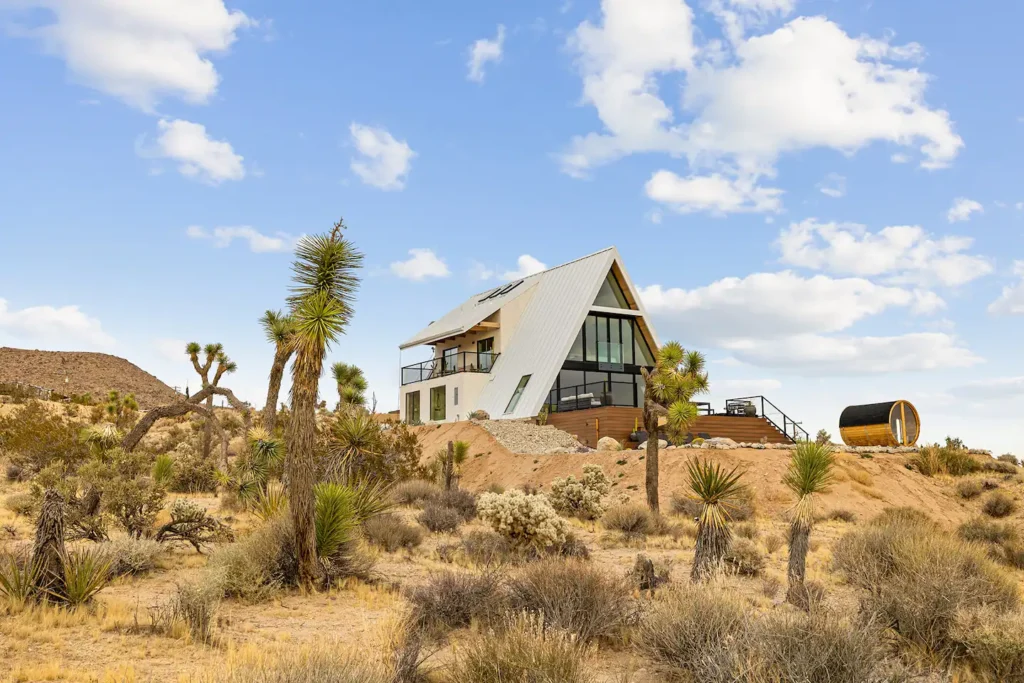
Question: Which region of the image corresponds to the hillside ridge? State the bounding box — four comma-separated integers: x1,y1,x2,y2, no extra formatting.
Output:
0,346,178,409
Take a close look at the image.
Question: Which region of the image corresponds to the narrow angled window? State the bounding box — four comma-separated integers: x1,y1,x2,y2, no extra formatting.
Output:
504,375,531,414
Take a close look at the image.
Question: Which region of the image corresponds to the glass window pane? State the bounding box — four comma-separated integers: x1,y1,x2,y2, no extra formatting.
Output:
597,316,609,363
505,375,531,414
636,374,646,406
593,271,630,308
622,319,634,365
610,379,633,406
635,329,656,366
585,316,597,362
609,318,621,364
568,328,584,361
430,386,446,421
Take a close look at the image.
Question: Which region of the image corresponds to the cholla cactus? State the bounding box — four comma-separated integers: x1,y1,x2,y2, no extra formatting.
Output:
547,464,611,520
478,489,569,548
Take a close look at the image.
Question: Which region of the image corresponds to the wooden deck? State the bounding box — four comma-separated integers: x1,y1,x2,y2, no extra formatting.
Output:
546,408,791,447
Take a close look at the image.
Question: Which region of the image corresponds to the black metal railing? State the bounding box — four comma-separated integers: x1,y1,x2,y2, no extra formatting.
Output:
544,381,638,413
401,351,499,385
723,395,809,443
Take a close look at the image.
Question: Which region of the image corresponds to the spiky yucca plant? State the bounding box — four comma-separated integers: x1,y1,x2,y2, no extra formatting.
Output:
259,310,296,433
642,342,709,512
55,548,112,607
0,554,41,612
251,480,288,522
152,453,175,487
783,441,835,609
286,221,363,587
313,480,393,559
331,362,368,413
686,458,746,581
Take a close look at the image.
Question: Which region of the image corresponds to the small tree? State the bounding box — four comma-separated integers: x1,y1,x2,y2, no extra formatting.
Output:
185,343,237,461
103,391,139,431
259,310,296,434
782,441,835,610
642,342,709,512
331,362,367,413
686,458,746,581
815,429,832,446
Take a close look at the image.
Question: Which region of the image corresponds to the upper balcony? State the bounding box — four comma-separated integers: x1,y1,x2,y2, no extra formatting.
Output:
401,351,500,386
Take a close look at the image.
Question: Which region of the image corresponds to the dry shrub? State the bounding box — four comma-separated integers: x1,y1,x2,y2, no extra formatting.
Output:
97,537,163,577
723,538,765,576
950,608,1024,683
458,530,515,566
363,513,423,552
3,492,35,517
418,504,462,533
434,489,477,521
741,611,887,683
956,478,984,499
507,559,635,644
0,400,89,475
391,480,441,507
602,503,656,537
820,508,857,523
833,507,1019,655
639,583,898,683
477,489,568,548
208,516,296,602
636,583,747,680
547,464,611,520
760,574,781,599
731,487,756,521
982,491,1016,518
203,642,390,683
912,445,981,477
669,490,702,519
1003,544,1024,570
958,517,1018,546
734,522,758,539
152,578,221,643
998,453,1021,466
982,459,1019,475
762,533,783,555
406,570,505,637
445,612,592,683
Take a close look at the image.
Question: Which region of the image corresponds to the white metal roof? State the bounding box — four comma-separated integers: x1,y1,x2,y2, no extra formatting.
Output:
399,246,661,420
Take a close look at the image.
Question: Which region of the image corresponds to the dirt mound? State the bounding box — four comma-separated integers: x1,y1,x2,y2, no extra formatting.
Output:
0,347,178,409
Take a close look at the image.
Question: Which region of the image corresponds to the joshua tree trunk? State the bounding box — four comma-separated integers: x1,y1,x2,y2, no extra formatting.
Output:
32,489,67,600
786,521,811,610
263,348,290,433
442,441,455,492
287,356,322,589
202,393,215,460
691,516,730,582
644,409,660,513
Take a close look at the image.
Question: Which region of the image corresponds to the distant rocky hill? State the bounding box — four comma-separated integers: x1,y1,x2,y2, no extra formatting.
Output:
0,347,179,409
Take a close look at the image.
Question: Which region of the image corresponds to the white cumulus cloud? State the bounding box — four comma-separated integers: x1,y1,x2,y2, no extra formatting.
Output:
0,298,114,349
390,249,451,281
645,170,782,214
817,173,846,198
502,255,547,280
988,260,1024,315
10,0,250,111
563,3,963,212
349,123,415,191
143,118,245,184
467,24,506,83
777,219,992,288
947,197,983,223
186,225,297,253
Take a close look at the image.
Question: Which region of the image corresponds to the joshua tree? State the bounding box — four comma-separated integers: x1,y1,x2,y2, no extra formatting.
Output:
103,390,139,430
186,342,237,461
260,310,296,433
641,342,709,512
687,458,746,581
286,220,362,588
783,441,835,609
331,362,367,413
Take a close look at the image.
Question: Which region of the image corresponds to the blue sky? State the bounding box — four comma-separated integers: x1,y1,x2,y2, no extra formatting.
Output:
1,0,1022,454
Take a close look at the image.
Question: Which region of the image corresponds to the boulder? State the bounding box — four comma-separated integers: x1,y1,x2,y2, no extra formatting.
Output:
596,436,622,451
637,439,669,451
706,437,738,448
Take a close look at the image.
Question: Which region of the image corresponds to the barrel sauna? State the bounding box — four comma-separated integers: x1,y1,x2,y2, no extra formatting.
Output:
839,400,920,447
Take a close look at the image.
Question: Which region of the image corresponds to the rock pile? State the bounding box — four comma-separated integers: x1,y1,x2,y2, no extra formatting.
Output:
476,419,584,454
630,441,992,456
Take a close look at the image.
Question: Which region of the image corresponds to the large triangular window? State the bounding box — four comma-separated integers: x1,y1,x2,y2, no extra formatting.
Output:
593,270,631,309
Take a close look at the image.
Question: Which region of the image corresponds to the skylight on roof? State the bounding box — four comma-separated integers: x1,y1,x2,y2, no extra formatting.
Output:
478,279,523,303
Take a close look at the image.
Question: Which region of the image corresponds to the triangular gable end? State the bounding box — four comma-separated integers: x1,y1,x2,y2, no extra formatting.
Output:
475,247,661,420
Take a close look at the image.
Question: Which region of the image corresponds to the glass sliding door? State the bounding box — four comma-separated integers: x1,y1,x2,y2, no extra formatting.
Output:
476,337,494,371
405,391,420,424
